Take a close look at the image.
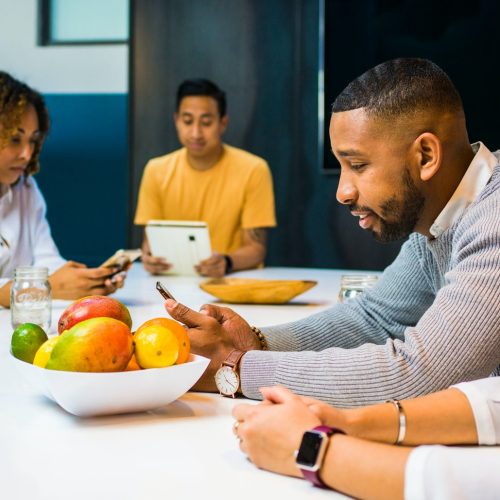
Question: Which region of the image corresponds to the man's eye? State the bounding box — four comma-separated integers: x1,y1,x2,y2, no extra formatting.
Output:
10,136,21,144
183,120,193,125
351,163,367,171
201,121,213,127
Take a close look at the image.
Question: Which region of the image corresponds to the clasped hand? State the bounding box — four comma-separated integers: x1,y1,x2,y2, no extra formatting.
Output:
232,386,350,477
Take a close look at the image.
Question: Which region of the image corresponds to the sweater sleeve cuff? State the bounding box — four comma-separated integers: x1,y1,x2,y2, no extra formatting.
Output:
240,350,286,399
452,382,496,445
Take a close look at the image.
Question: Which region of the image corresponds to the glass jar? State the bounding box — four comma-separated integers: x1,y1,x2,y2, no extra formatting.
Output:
338,274,379,304
11,267,52,331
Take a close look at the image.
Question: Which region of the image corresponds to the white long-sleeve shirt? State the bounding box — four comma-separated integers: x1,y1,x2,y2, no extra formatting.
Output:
405,377,500,499
0,177,65,289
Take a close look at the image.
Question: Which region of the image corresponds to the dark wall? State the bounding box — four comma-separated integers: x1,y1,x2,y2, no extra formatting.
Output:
38,94,129,267
129,0,499,271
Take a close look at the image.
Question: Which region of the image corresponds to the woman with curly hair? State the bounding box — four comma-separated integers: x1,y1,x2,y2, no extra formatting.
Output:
0,71,124,306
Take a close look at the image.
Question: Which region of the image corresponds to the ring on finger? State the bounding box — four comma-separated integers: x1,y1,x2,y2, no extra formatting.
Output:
233,420,240,435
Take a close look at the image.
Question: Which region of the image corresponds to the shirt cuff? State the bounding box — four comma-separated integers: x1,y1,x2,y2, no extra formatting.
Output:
452,382,496,445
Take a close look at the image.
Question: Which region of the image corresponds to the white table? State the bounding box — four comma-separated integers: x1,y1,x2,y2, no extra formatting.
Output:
0,265,347,500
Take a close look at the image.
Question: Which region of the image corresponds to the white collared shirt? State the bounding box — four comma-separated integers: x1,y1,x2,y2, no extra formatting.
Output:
430,142,497,238
0,177,65,289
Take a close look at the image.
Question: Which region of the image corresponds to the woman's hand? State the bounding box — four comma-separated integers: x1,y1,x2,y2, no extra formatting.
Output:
49,261,125,300
232,386,321,478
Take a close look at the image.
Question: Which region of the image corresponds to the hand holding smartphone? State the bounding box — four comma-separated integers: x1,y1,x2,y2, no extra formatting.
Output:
156,281,177,302
101,249,142,274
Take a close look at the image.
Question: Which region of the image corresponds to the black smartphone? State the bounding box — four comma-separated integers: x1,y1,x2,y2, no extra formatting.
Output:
156,281,176,301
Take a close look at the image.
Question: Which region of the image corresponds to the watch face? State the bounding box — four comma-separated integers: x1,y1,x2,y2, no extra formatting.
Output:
214,366,239,396
296,430,326,470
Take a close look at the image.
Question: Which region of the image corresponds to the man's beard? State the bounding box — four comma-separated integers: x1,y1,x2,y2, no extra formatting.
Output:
351,168,425,243
374,168,425,242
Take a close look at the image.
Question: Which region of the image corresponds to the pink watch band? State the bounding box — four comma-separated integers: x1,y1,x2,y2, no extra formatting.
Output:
300,425,344,489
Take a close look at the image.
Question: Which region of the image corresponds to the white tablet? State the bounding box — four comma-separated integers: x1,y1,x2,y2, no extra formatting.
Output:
145,220,212,276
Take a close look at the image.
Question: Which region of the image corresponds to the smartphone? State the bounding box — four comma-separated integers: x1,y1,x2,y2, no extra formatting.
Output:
156,281,177,302
101,249,142,273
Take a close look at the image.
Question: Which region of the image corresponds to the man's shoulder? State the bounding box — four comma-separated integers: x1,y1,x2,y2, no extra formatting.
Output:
223,144,269,170
145,148,184,172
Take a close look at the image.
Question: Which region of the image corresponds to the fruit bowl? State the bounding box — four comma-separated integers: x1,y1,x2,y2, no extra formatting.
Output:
10,352,210,417
199,278,317,304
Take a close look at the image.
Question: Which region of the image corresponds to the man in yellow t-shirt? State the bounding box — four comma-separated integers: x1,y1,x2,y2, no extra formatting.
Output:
134,79,277,277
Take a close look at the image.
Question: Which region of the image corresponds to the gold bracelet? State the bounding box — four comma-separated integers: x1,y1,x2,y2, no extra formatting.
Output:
386,399,406,445
251,326,268,351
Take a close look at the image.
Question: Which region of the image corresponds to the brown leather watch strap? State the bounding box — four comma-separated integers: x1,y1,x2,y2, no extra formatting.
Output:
223,349,245,369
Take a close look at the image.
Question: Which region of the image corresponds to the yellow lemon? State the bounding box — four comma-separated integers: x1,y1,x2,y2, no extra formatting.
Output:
33,336,60,368
134,325,179,369
135,318,190,364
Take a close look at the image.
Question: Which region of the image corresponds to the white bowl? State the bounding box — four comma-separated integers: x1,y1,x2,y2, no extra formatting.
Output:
10,353,210,417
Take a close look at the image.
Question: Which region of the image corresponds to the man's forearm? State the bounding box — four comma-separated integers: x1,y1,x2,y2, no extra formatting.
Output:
228,242,266,272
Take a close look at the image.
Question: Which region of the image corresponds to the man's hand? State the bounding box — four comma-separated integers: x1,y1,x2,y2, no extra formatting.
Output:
195,252,226,277
232,386,321,477
49,261,125,300
141,235,171,275
164,300,261,391
142,253,172,275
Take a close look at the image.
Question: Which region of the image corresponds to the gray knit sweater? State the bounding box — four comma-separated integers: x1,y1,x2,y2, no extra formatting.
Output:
241,164,500,407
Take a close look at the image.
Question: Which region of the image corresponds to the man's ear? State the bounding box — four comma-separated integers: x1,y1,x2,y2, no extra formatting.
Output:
413,132,442,182
220,115,229,134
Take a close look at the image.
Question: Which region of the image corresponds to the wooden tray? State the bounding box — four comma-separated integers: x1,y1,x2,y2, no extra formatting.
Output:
199,278,317,304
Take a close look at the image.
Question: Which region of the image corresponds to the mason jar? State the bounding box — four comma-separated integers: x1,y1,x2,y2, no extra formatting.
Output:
338,274,379,304
10,267,51,331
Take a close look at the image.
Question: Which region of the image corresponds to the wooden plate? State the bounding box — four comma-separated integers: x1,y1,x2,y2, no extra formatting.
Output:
199,278,317,304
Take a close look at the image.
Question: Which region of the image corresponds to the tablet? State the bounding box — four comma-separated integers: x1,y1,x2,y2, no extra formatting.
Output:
145,220,212,276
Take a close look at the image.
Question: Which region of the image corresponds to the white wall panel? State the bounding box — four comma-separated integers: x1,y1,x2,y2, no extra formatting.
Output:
0,0,128,93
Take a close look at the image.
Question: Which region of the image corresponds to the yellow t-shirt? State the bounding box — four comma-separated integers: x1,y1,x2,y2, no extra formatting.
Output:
134,145,276,254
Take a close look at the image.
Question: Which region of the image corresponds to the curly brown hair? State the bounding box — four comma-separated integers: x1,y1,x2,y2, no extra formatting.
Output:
0,71,50,180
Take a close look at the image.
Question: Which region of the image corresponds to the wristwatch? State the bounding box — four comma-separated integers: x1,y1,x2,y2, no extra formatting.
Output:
295,425,344,488
214,349,244,398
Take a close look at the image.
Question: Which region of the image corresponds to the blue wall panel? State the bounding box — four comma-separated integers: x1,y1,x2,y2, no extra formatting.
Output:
36,94,129,267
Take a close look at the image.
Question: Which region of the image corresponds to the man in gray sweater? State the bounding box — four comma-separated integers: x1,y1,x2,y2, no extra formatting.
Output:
165,58,500,406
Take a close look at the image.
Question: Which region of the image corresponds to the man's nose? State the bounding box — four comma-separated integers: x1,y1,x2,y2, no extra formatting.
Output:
336,170,358,205
191,122,203,138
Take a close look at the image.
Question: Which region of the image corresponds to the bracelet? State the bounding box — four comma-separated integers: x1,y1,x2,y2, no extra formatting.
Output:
386,399,406,445
250,326,268,351
223,254,233,274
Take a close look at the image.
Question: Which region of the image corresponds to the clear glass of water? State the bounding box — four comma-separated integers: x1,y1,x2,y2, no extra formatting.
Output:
10,266,52,331
338,274,379,303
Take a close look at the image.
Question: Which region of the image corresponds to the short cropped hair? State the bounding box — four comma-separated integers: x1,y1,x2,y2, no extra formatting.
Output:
176,79,227,117
0,71,50,178
332,58,463,119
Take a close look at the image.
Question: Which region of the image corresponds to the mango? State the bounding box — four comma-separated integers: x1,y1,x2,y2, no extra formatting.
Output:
47,317,134,372
58,295,132,334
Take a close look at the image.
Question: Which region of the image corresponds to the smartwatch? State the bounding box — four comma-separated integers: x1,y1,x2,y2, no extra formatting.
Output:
295,425,344,488
223,254,234,274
